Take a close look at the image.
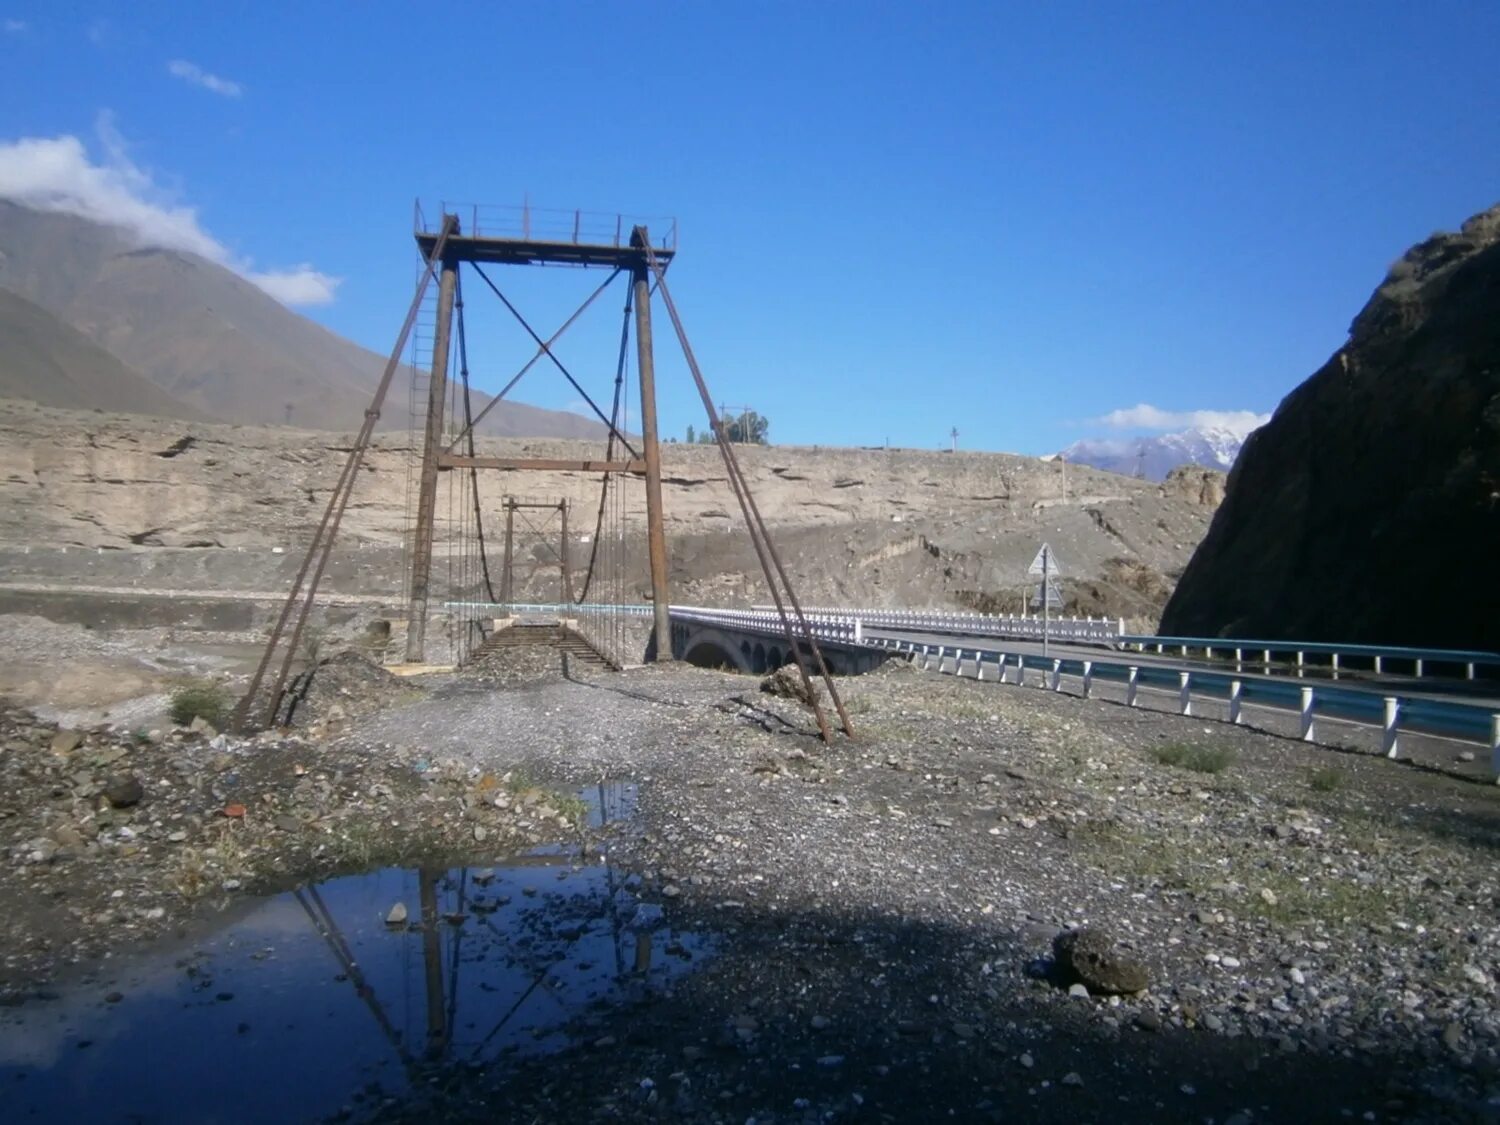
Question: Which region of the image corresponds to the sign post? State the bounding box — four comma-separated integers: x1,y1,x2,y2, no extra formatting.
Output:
1027,543,1063,657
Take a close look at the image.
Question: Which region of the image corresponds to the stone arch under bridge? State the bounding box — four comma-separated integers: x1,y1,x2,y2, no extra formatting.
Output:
667,620,887,676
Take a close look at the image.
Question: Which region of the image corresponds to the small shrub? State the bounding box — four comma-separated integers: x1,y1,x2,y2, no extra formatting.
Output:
1149,742,1237,774
169,681,230,728
1308,766,1345,793
299,626,327,667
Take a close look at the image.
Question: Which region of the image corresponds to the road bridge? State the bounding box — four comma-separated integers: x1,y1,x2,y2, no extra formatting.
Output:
447,600,1500,773
667,607,885,675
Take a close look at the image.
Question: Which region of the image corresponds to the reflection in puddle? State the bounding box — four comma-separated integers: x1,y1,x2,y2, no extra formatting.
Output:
0,780,705,1123
584,777,639,828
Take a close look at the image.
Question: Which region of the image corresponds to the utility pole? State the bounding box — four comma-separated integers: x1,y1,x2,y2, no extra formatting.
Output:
950,427,959,453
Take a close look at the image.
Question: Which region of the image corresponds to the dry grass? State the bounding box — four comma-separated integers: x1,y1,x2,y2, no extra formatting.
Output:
1148,741,1237,774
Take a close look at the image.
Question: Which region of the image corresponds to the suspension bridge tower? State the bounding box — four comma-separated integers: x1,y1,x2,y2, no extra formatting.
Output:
402,204,676,667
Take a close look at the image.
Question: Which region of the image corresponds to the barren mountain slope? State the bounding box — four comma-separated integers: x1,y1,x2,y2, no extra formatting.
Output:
0,202,609,438
0,289,211,421
0,399,1221,627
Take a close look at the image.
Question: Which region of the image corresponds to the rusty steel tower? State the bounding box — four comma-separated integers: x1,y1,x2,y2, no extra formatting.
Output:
234,200,854,743
402,205,675,665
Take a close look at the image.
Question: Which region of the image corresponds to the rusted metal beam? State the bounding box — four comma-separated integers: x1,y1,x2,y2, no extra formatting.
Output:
560,500,573,603
632,228,673,663
437,455,645,473
232,214,458,732
467,263,638,457
405,253,460,663
641,239,854,740
443,269,621,455
500,502,515,605
413,233,675,271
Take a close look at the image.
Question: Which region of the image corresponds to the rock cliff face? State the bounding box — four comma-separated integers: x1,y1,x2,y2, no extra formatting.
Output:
0,398,1222,627
1161,203,1500,648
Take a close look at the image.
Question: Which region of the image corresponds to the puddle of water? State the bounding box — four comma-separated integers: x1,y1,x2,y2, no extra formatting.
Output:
584,777,639,828
0,782,707,1124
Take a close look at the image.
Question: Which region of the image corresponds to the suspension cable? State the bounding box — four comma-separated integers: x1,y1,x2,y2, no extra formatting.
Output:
454,272,498,604
468,262,638,458
577,276,634,603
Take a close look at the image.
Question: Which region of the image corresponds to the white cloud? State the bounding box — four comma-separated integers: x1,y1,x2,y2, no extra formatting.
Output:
167,58,243,98
0,114,225,260
245,265,341,305
3,18,27,33
0,114,341,307
1093,403,1269,437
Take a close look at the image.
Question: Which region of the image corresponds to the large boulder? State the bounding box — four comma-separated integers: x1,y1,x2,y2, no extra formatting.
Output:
760,662,823,707
1161,203,1500,649
1052,927,1149,994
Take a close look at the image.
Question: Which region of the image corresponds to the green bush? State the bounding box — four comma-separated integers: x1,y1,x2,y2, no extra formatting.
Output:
1149,742,1237,774
1308,766,1345,792
169,681,230,728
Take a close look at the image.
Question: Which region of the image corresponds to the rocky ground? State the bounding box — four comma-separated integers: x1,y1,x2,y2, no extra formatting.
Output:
0,658,584,992
3,646,1497,1123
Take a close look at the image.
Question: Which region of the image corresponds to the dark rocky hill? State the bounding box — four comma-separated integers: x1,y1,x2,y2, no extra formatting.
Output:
1161,202,1500,649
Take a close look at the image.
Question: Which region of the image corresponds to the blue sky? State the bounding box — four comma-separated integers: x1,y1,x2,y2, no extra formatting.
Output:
1,1,1497,452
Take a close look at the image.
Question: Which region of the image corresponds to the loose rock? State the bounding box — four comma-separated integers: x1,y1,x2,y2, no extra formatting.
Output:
1052,928,1149,995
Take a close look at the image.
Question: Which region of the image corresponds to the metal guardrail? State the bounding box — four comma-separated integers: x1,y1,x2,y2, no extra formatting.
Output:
754,605,1499,682
754,606,1125,646
446,602,1499,689
670,606,864,646
443,602,655,617
446,603,868,645
1120,635,1500,681
874,637,1500,775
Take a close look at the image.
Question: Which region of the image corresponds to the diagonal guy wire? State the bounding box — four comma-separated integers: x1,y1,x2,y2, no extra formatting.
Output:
468,262,638,458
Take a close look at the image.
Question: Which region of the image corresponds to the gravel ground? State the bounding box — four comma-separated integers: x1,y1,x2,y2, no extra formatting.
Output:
3,646,1498,1122
344,654,1500,1123
0,658,585,993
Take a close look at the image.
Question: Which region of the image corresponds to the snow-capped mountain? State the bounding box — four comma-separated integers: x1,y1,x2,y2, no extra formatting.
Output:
1058,424,1256,481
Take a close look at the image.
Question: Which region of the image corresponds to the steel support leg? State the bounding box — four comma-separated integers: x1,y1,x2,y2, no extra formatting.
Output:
560,500,573,603
633,265,672,660
405,256,459,662
500,501,515,606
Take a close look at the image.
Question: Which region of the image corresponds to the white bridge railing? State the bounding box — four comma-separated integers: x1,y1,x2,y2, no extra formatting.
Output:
670,606,865,646
753,605,1125,646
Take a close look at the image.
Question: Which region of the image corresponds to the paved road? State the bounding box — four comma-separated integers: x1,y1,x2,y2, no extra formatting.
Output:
866,627,1500,711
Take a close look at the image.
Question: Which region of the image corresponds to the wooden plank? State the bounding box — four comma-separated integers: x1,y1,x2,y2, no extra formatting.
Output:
437,454,646,474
